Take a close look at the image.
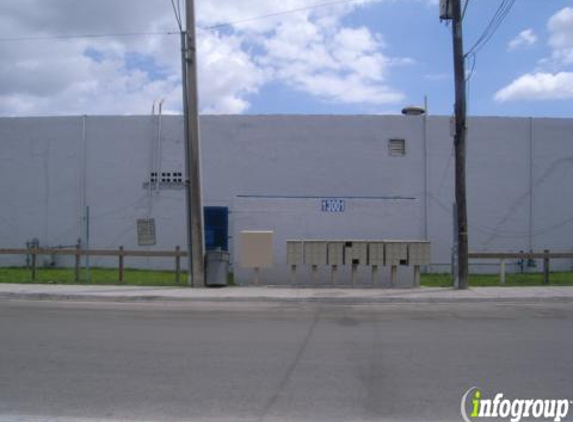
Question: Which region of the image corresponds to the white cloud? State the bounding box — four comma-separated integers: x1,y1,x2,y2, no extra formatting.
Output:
197,30,267,114
495,72,573,102
548,7,573,65
255,15,408,105
495,7,573,102
507,29,537,51
0,0,421,116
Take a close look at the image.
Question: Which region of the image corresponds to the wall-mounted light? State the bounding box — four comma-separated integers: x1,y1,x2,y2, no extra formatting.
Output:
401,105,426,116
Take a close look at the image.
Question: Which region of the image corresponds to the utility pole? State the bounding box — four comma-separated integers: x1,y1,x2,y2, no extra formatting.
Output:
181,0,205,287
441,0,469,289
451,0,469,289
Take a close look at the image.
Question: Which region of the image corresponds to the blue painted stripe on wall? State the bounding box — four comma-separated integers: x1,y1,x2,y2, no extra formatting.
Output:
236,194,417,200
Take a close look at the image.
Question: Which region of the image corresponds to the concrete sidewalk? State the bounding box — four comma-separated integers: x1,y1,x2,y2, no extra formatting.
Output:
0,283,573,304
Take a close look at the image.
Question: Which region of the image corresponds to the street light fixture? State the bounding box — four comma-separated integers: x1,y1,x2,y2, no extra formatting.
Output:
401,99,430,248
401,105,426,116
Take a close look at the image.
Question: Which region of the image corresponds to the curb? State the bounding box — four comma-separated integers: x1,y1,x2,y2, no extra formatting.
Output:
1,292,573,305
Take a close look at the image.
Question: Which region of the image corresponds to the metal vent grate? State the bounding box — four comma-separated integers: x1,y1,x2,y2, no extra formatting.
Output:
388,138,406,156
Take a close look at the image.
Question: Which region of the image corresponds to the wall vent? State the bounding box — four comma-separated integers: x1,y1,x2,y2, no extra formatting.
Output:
388,139,406,156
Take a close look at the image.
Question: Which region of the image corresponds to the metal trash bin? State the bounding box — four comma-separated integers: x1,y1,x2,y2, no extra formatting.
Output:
205,249,230,287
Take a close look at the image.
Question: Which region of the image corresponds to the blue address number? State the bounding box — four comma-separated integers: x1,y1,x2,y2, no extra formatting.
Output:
321,199,345,212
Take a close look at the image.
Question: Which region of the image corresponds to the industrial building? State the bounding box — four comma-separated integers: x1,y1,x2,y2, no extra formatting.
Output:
0,115,572,285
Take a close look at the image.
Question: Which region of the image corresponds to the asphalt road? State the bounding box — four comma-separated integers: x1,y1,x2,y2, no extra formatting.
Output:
0,300,572,422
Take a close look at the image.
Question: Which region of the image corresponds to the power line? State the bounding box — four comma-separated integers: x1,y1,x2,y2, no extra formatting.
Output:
203,0,365,30
465,0,517,57
461,0,471,21
0,0,365,43
169,0,183,31
0,31,179,42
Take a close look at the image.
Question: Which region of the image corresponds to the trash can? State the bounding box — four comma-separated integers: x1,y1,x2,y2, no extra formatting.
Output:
205,249,230,287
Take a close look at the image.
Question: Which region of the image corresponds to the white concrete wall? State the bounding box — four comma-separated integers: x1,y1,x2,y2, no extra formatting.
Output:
232,196,421,287
1,115,572,279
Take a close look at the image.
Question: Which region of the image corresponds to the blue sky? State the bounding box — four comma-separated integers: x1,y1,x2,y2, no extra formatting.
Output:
245,0,573,117
0,0,571,117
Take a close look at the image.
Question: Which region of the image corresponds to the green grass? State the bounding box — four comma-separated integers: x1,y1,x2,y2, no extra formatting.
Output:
0,266,571,287
0,266,238,287
421,272,573,287
0,267,186,286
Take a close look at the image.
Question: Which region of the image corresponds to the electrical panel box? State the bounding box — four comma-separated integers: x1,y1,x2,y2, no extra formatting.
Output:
368,242,385,266
385,241,408,266
304,241,327,266
327,242,345,266
344,241,368,266
240,230,274,268
137,218,156,246
408,242,431,265
286,240,303,266
439,0,453,20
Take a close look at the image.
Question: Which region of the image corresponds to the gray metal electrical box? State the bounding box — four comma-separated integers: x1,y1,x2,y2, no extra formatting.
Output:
368,242,385,266
137,218,156,246
439,0,453,20
304,241,327,266
344,241,368,266
286,240,303,266
408,242,431,265
327,242,345,266
240,230,274,268
385,241,408,266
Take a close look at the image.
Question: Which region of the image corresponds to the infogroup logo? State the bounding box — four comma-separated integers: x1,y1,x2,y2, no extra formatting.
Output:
461,387,571,422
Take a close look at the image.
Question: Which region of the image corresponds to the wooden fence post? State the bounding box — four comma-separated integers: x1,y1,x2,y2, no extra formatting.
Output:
499,259,506,284
75,243,81,282
175,246,181,284
543,249,550,285
119,246,124,284
31,246,38,282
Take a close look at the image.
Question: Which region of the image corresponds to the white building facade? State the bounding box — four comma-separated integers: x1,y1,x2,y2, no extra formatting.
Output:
0,115,572,284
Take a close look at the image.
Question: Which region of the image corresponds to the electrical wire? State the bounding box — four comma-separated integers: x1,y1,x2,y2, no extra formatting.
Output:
177,0,182,28
465,52,476,113
0,31,179,42
169,0,183,31
461,0,471,21
203,0,366,30
0,0,366,43
430,192,573,239
437,144,455,194
465,0,517,58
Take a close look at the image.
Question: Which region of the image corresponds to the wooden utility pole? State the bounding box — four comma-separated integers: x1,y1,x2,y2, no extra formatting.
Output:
182,0,205,287
451,0,469,289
